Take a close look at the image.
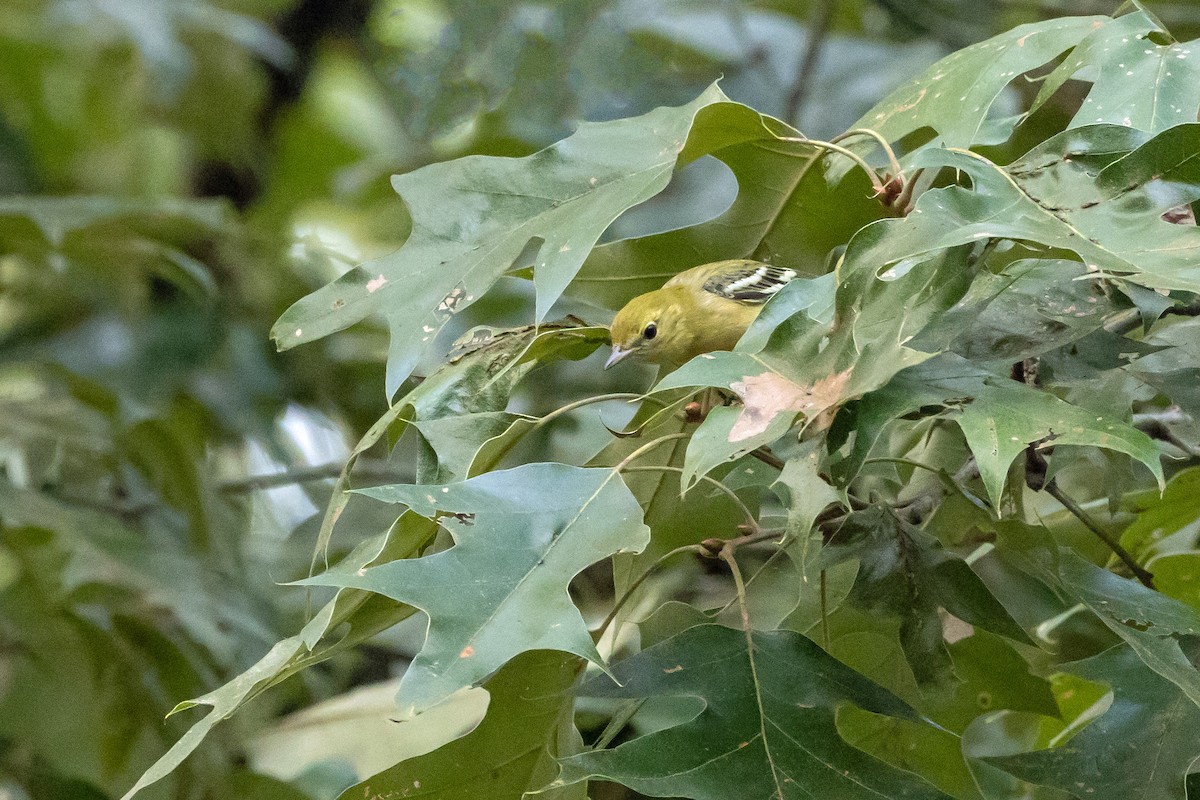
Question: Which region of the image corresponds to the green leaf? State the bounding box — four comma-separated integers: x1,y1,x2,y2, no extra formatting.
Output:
955,382,1163,508
586,392,748,599
1119,466,1200,560
997,523,1200,708
0,195,228,248
910,259,1121,367
837,15,1104,178
835,707,983,800
570,106,880,312
1125,316,1200,418
905,125,1200,293
1028,9,1200,134
0,195,229,299
942,632,1060,728
819,507,1031,684
339,651,582,800
296,463,650,717
557,624,953,800
656,238,975,484
272,84,732,396
1150,553,1200,611
985,643,1200,800
398,319,608,479
835,353,994,483
406,320,609,421
772,439,846,576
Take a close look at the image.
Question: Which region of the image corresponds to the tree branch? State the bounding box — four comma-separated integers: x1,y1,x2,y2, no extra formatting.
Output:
784,0,837,126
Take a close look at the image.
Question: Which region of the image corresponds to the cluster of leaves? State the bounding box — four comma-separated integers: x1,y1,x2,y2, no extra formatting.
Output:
6,2,999,798
120,4,1200,800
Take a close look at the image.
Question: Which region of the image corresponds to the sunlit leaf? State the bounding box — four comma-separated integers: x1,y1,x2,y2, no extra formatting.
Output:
339,651,582,800
998,523,1200,708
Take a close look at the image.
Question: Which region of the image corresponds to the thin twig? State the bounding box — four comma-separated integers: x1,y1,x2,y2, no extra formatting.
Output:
749,447,785,471
892,457,982,523
612,432,691,474
784,0,836,125
594,544,703,642
1044,478,1155,588
219,461,401,493
717,540,786,793
531,392,655,431
590,698,648,751
718,546,752,632
820,568,830,649
832,128,902,180
776,136,886,194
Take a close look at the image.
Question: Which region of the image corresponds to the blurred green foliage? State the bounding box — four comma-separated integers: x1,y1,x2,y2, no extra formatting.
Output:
4,1,1200,799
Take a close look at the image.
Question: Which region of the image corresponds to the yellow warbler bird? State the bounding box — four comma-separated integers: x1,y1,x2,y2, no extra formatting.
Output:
605,259,798,370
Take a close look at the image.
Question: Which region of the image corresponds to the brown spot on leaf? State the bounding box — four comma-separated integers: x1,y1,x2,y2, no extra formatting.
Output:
459,645,475,658
728,370,851,442
663,664,684,674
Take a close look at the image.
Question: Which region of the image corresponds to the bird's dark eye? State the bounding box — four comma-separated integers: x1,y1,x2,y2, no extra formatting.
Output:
642,322,657,340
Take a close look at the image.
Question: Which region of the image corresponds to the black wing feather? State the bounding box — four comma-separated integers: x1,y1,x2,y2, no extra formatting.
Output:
702,265,798,303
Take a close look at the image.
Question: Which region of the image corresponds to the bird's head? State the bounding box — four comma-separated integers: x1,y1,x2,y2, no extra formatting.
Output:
605,288,689,368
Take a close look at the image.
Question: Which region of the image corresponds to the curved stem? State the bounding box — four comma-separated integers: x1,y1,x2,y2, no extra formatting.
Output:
613,432,691,474
862,456,943,474
621,465,757,532
718,546,752,631
820,568,830,649
776,136,886,194
593,544,703,642
535,392,652,428
833,128,903,179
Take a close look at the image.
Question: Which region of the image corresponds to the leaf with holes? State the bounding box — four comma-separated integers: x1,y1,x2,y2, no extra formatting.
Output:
903,124,1200,293
273,85,734,396
830,15,1103,180
1028,8,1200,134
955,382,1163,508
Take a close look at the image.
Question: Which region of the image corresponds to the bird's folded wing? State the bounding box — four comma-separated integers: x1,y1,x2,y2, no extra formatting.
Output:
702,265,798,303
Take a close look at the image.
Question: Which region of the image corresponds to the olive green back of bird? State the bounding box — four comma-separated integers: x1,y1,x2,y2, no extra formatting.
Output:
606,259,798,370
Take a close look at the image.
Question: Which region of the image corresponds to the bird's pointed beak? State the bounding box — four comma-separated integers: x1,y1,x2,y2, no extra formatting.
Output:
604,345,634,370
